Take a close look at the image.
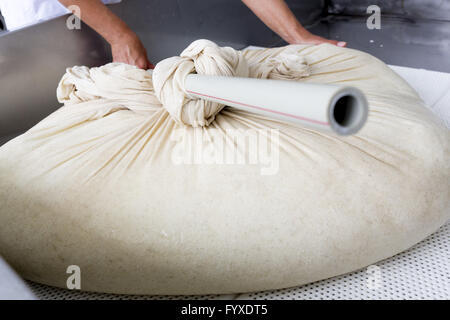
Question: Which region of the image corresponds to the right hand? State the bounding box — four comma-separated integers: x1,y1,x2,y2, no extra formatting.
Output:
291,30,346,47
110,32,154,70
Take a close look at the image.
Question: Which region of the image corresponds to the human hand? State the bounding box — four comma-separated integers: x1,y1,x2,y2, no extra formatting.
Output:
291,30,346,47
110,32,154,70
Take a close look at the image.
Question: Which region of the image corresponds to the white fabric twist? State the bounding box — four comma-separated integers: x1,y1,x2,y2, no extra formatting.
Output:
152,39,310,127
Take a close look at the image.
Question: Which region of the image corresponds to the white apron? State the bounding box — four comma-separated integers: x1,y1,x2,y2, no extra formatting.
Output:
0,0,121,31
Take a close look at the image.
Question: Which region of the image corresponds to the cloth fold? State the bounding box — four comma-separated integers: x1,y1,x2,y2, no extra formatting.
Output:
0,0,121,31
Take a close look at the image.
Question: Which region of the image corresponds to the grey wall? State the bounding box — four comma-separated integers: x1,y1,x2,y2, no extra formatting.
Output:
0,17,110,138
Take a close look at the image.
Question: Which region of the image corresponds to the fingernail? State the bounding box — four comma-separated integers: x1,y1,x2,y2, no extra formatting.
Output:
337,41,346,47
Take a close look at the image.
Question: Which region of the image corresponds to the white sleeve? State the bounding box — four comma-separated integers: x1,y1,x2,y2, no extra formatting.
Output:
0,0,122,31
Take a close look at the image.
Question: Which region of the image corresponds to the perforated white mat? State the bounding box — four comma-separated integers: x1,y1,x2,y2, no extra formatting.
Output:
26,65,450,300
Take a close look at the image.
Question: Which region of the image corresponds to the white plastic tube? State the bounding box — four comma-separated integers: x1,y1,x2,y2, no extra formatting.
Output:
184,75,368,135
149,68,369,135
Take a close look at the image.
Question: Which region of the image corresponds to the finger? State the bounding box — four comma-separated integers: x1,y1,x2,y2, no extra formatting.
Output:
113,58,128,64
112,52,131,65
136,60,147,70
142,58,155,70
316,38,347,47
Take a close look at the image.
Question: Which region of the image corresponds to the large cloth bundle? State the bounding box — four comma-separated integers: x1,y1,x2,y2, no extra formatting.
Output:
0,40,449,295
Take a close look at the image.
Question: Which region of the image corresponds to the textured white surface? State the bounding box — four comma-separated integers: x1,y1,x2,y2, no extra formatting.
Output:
26,64,450,300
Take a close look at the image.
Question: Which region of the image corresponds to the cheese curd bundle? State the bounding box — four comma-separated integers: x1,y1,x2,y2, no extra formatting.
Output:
0,40,449,295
